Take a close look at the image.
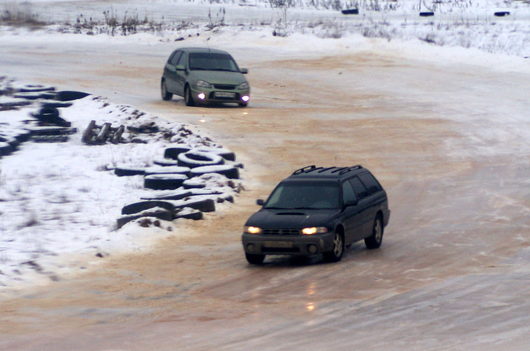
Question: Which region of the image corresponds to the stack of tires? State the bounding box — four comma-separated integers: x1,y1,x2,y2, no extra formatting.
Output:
116,144,241,228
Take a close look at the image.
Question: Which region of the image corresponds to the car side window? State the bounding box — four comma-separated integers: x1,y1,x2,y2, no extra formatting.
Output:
169,51,181,65
359,172,382,196
342,181,357,205
349,177,368,199
176,52,186,67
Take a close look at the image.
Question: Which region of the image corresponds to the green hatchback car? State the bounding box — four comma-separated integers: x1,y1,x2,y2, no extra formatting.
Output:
161,47,250,107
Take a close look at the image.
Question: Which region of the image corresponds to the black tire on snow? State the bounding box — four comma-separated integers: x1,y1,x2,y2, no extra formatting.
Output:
190,165,240,179
144,174,188,190
174,208,203,221
172,198,216,213
419,11,434,16
494,11,510,17
31,135,69,143
114,167,146,177
182,179,206,189
29,126,77,136
141,191,192,201
164,146,191,160
121,200,175,215
177,151,224,169
341,8,359,15
19,86,55,93
153,158,181,167
0,142,13,157
55,91,90,101
41,102,73,109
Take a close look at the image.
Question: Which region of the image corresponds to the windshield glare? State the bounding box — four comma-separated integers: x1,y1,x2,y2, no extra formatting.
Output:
265,182,339,209
189,53,239,72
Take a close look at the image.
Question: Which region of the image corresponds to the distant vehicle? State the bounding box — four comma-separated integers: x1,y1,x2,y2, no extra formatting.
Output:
161,47,250,107
242,165,390,264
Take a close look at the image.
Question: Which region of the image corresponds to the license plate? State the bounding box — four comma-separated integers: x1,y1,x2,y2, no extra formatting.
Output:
215,91,235,98
263,241,293,248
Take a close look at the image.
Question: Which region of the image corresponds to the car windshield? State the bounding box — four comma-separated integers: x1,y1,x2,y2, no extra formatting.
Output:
189,53,239,72
264,181,340,210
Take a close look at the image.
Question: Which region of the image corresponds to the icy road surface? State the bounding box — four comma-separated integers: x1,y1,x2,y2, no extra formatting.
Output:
1,32,529,350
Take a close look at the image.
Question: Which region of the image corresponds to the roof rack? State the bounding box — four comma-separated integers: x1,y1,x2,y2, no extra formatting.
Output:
292,165,317,175
292,165,363,176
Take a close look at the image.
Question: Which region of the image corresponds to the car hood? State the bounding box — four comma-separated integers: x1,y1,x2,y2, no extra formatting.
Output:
245,208,340,229
190,70,247,85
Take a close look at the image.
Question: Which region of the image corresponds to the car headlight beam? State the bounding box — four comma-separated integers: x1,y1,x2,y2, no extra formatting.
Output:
245,226,262,234
301,227,328,235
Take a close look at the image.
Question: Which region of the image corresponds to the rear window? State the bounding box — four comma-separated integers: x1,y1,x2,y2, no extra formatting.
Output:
265,181,340,209
358,172,382,195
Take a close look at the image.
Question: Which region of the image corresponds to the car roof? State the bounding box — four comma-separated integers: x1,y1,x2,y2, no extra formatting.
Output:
286,165,366,181
178,47,231,55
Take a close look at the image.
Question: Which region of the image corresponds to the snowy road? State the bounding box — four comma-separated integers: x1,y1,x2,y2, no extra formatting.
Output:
1,32,530,350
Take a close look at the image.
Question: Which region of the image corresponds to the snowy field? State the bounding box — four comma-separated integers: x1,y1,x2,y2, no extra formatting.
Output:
0,78,242,289
1,0,529,56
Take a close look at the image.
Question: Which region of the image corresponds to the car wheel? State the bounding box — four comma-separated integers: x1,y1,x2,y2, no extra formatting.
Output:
161,80,172,101
239,102,248,107
245,253,265,265
324,231,344,262
365,216,384,249
184,85,195,106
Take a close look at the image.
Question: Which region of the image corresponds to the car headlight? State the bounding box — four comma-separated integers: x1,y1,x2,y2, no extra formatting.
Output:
238,82,249,90
244,226,262,234
196,80,212,88
301,227,328,235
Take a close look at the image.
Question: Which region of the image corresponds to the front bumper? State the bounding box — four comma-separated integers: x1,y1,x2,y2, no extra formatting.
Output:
191,86,250,104
242,232,335,256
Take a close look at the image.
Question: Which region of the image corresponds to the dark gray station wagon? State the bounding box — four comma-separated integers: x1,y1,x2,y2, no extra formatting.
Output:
161,47,250,107
242,165,390,264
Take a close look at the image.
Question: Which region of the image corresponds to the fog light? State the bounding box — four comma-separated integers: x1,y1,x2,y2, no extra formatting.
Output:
241,95,250,102
307,244,317,254
198,92,206,100
247,244,255,252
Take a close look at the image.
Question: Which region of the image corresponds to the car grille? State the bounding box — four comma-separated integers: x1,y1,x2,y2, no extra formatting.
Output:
263,228,300,235
213,84,236,90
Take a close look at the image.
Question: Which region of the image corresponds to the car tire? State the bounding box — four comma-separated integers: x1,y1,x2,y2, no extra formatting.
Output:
365,216,384,249
323,231,344,262
239,102,248,108
246,253,265,265
184,85,195,106
161,80,172,101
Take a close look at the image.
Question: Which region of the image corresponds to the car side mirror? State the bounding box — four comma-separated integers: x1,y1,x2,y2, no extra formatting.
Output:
256,199,265,206
240,68,248,74
175,65,185,71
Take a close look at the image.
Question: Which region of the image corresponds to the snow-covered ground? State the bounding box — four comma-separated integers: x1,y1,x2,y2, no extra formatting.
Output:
1,0,529,56
0,78,242,289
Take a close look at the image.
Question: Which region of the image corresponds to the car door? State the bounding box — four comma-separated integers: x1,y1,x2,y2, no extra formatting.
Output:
340,180,364,245
358,172,386,236
164,50,182,92
173,51,188,96
348,176,372,241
